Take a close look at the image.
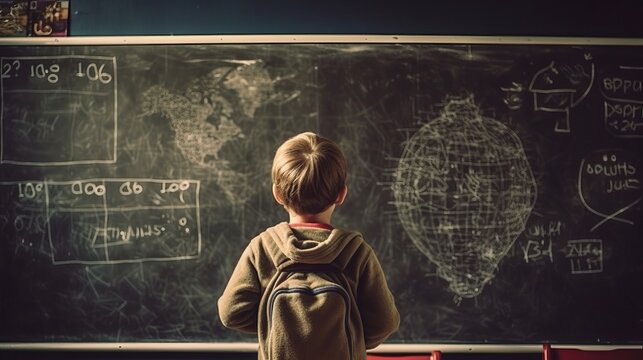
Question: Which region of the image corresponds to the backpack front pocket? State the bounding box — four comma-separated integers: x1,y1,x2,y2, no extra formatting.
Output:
267,284,353,360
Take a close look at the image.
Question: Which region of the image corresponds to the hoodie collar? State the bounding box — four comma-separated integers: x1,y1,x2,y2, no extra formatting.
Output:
289,222,334,231
264,222,361,268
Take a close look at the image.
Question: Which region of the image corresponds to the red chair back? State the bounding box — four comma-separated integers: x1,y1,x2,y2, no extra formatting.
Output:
543,344,642,360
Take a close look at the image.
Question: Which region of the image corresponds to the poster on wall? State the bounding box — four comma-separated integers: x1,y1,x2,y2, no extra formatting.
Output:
28,0,68,36
0,1,28,36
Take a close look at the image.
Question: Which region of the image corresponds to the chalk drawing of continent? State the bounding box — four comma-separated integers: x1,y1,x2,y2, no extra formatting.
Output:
142,85,241,167
141,62,276,204
393,96,537,298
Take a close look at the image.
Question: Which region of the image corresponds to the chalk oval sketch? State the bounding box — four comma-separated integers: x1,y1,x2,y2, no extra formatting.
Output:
393,96,537,298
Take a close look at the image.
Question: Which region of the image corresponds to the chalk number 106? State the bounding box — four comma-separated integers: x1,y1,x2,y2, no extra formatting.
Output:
75,62,112,84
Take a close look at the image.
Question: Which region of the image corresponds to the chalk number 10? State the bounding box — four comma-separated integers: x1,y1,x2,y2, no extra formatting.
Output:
2,60,60,84
31,63,60,83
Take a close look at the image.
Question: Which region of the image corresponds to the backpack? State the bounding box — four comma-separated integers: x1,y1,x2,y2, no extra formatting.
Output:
263,261,355,360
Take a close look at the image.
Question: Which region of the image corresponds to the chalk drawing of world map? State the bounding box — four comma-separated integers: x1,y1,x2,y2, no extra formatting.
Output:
393,96,537,298
141,61,274,204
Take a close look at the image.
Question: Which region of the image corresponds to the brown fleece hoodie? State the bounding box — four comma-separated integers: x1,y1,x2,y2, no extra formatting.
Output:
218,222,400,360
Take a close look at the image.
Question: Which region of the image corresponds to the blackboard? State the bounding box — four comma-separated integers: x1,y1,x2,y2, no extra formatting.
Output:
0,39,642,345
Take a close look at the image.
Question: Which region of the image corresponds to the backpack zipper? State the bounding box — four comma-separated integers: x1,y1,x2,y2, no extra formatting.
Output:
267,285,353,360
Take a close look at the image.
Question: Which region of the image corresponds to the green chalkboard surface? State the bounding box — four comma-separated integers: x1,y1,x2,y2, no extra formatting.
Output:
0,39,641,344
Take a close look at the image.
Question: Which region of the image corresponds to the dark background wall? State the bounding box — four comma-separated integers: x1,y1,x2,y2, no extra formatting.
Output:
70,0,643,38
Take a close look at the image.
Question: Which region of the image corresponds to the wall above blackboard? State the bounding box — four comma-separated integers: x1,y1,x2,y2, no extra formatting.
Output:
0,36,641,346
68,0,643,38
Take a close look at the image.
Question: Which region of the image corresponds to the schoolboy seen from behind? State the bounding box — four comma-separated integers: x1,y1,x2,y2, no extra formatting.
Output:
218,132,400,360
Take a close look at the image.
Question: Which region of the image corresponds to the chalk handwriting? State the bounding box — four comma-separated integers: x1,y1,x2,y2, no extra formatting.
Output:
1,179,202,265
521,239,553,263
500,81,525,110
520,220,561,263
90,224,166,248
566,239,603,274
0,56,117,166
578,150,642,231
601,66,643,137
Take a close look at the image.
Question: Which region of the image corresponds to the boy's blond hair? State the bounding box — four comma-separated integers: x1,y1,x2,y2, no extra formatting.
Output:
272,132,347,215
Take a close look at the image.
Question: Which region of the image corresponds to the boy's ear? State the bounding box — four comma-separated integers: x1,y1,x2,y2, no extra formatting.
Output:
335,185,348,205
272,184,285,205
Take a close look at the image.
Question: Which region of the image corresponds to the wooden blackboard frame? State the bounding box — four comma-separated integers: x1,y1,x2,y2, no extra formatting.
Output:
1,35,642,353
1,34,643,46
1,342,642,353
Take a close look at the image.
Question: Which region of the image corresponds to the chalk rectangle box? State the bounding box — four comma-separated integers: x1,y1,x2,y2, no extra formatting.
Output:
0,55,117,165
45,179,201,265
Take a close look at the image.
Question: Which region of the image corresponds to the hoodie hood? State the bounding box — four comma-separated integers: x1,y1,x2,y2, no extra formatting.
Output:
262,222,364,270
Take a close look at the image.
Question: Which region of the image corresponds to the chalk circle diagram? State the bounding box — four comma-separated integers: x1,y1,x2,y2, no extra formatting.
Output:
393,96,537,298
578,149,642,232
529,60,594,133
